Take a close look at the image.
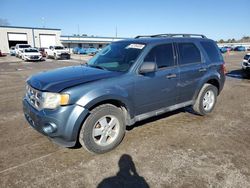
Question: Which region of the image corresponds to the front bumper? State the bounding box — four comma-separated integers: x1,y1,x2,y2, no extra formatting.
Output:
242,62,250,71
57,53,70,59
23,98,89,147
24,56,43,61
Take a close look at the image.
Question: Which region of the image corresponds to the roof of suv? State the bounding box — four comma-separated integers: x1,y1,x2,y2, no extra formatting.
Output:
116,34,213,45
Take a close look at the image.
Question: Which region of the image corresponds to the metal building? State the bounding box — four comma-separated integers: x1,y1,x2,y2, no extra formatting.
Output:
0,26,61,53
60,35,125,51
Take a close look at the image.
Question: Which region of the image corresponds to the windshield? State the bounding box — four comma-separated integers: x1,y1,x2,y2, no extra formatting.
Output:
25,49,38,53
87,42,145,72
19,45,31,48
55,46,64,50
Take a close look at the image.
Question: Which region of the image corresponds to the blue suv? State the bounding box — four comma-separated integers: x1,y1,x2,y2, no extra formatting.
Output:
23,34,226,153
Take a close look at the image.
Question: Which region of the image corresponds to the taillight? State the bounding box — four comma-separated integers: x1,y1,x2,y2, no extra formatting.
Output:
221,62,226,75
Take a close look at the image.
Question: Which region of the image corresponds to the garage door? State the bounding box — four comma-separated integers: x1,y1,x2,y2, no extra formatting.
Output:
40,34,56,48
8,33,27,41
8,33,28,48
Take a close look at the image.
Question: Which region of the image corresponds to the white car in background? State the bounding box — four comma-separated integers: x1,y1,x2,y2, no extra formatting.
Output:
15,44,32,58
21,48,43,61
45,46,70,60
242,53,250,74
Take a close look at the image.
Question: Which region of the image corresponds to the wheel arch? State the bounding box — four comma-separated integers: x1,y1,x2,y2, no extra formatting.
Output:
193,76,221,101
86,97,133,126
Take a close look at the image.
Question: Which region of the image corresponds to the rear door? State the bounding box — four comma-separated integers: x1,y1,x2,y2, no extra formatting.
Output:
176,42,207,103
134,43,179,115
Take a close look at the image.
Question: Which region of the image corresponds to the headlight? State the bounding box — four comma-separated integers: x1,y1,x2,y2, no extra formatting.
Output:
42,92,70,109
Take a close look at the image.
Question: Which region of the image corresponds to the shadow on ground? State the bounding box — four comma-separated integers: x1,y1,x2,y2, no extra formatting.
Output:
97,154,149,188
226,69,250,79
127,108,190,131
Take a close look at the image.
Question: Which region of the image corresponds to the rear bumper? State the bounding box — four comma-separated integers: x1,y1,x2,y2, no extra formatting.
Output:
23,98,89,147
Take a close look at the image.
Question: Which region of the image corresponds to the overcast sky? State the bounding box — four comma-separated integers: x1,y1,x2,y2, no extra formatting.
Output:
0,0,249,40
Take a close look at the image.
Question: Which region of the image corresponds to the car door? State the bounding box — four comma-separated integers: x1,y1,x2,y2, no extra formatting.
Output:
176,42,207,103
134,43,179,115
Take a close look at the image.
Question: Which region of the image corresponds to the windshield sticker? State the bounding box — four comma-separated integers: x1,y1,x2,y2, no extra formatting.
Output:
126,44,145,49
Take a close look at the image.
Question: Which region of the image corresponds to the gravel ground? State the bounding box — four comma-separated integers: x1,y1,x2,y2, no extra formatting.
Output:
0,52,249,188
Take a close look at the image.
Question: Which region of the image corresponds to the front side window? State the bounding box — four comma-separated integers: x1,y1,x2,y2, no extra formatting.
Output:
178,43,201,65
87,42,145,72
144,43,175,69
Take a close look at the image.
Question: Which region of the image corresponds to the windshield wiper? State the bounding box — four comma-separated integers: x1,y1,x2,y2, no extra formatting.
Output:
87,64,107,71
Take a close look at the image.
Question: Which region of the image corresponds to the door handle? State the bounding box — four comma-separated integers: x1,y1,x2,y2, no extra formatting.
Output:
166,74,177,79
199,68,207,72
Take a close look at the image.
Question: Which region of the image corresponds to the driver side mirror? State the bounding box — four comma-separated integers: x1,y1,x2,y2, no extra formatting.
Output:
139,61,157,74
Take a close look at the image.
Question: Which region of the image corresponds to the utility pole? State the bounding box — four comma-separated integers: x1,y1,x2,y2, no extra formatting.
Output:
115,26,117,38
77,24,80,36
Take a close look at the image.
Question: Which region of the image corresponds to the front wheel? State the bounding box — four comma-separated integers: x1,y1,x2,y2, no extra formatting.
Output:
79,104,126,154
192,83,218,116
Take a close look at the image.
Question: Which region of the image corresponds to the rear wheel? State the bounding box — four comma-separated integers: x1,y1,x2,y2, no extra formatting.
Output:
79,104,126,154
192,83,218,116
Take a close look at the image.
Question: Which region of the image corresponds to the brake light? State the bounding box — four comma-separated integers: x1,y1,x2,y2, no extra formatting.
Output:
221,62,226,75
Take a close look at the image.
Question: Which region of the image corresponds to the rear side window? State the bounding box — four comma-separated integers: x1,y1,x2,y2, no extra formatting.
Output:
178,43,201,65
200,41,223,62
144,43,175,69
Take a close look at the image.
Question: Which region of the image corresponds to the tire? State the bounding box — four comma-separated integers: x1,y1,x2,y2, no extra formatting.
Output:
192,83,218,116
79,104,126,154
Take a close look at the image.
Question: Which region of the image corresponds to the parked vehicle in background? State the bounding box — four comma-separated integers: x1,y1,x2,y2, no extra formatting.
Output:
23,33,226,154
234,46,246,51
242,53,250,73
220,47,228,53
78,48,87,54
86,47,98,55
9,46,16,56
15,44,32,58
45,46,70,60
21,48,43,61
72,47,80,54
0,50,7,57
72,47,87,54
220,46,234,53
38,48,47,57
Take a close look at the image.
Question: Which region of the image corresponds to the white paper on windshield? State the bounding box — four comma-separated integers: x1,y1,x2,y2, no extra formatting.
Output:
126,44,145,49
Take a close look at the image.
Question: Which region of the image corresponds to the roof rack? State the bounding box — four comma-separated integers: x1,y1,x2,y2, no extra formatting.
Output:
135,33,207,39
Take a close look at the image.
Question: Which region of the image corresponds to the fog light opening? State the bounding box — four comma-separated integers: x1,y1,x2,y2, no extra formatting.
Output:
42,123,57,134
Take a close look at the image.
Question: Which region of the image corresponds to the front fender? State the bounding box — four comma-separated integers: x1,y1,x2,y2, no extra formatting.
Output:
76,87,134,116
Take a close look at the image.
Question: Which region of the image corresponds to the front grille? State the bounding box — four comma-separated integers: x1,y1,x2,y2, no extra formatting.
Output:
243,62,250,66
26,85,42,110
30,56,39,59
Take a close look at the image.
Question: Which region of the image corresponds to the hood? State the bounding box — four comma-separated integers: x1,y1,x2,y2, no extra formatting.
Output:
27,65,123,92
